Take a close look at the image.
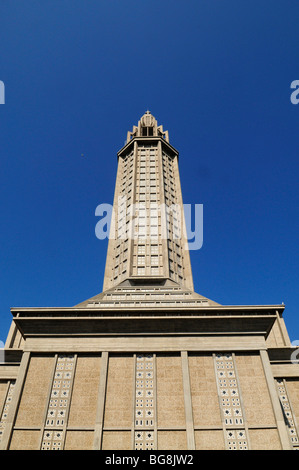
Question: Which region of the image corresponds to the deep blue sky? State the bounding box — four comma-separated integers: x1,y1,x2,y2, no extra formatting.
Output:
0,1,298,342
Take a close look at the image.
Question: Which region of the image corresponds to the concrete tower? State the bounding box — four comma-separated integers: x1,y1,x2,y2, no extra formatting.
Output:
0,113,299,451
103,110,193,292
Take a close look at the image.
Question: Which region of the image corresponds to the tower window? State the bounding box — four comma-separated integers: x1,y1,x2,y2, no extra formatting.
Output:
141,127,154,136
138,255,145,266
151,255,159,266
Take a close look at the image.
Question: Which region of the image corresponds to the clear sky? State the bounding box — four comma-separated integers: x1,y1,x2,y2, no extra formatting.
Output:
0,1,298,343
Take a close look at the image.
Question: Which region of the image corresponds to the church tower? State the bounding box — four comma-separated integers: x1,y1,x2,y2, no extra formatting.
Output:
0,113,299,451
102,110,193,292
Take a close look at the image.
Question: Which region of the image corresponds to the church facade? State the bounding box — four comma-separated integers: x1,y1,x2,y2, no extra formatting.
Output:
0,112,298,450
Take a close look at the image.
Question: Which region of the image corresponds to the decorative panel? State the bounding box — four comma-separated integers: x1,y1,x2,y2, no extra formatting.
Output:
41,354,76,450
214,353,249,450
0,381,15,442
275,378,299,449
134,354,156,450
285,379,299,434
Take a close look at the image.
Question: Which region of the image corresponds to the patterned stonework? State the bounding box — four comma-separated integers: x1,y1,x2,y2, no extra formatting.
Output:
275,378,299,449
41,354,76,450
214,353,249,450
134,354,155,450
0,381,15,443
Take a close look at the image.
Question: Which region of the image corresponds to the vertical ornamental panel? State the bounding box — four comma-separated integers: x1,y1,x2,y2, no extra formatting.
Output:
214,353,249,450
0,381,15,443
134,354,156,450
275,379,299,449
41,354,76,450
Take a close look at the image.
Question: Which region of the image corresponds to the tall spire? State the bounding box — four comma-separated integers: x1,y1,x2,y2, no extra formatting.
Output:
102,112,193,291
